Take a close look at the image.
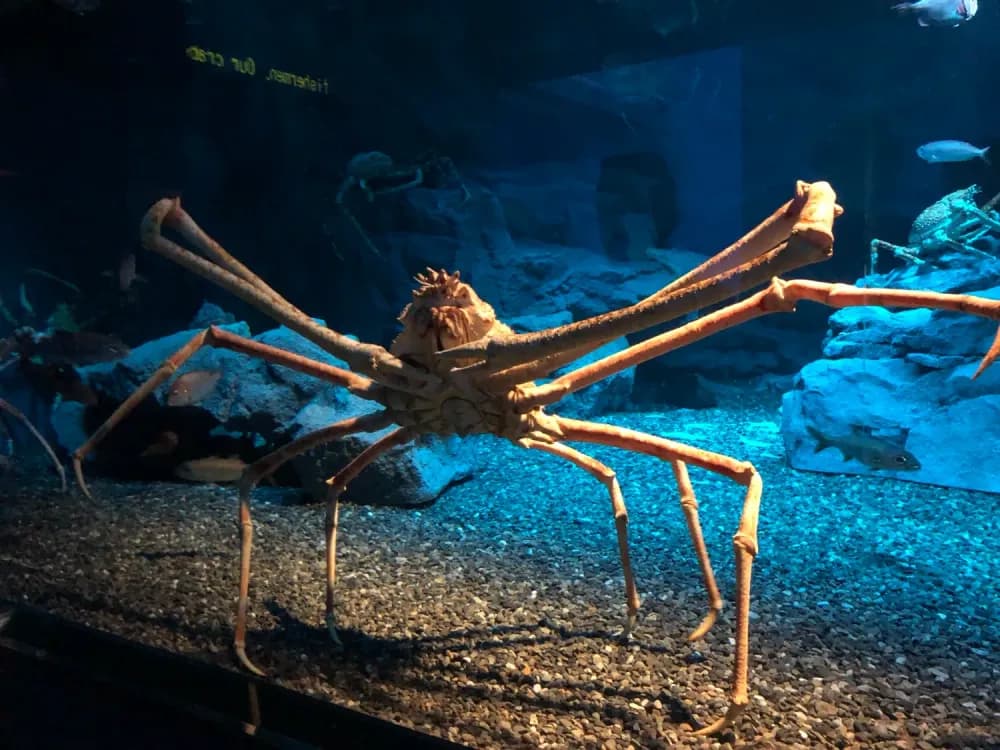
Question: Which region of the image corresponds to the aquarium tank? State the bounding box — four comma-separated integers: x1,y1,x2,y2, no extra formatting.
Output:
0,1,997,748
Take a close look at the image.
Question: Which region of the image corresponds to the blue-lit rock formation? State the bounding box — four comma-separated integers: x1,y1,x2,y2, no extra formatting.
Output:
782,254,1000,493
51,318,472,507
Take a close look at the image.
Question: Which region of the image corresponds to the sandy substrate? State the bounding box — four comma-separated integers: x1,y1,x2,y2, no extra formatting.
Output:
0,400,997,749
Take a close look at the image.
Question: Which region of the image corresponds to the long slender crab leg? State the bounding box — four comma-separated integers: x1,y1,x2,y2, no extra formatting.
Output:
670,459,724,642
141,199,438,390
232,410,396,675
552,416,762,736
519,438,642,635
0,397,67,492
520,440,723,641
641,182,843,304
323,427,415,645
436,181,840,376
518,278,1000,411
71,325,385,498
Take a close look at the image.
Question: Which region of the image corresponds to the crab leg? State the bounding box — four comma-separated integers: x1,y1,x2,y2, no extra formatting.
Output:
0,397,66,492
519,439,642,635
323,427,415,644
518,278,1000,411
643,181,843,303
670,459,724,641
71,325,385,497
232,410,396,675
437,180,840,376
141,199,438,390
552,416,762,736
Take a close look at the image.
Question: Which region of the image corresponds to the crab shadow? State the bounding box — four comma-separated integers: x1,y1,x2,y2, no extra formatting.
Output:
254,599,706,738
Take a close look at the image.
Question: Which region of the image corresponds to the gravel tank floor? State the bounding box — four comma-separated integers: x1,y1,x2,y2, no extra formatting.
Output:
0,398,997,750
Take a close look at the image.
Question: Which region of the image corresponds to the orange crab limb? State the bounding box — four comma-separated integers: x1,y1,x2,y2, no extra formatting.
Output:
0,397,66,492
553,416,762,736
141,198,438,391
232,410,398,675
519,278,1000,411
322,426,415,645
436,181,841,376
71,325,384,497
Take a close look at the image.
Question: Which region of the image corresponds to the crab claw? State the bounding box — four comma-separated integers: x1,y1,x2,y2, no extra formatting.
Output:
972,325,1000,380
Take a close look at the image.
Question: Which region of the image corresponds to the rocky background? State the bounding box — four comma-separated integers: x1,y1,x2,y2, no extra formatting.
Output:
1,0,998,348
1,0,999,498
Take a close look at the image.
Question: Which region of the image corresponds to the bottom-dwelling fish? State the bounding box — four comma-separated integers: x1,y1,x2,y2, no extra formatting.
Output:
174,456,248,483
807,425,921,471
139,430,179,458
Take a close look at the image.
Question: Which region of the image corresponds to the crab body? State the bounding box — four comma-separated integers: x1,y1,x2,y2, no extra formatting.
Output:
69,181,1000,738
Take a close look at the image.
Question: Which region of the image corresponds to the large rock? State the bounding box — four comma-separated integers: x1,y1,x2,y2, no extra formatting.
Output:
782,255,1000,493
289,387,473,507
52,318,474,506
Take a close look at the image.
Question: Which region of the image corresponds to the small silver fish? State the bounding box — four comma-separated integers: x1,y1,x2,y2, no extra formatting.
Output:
916,140,990,164
892,0,977,27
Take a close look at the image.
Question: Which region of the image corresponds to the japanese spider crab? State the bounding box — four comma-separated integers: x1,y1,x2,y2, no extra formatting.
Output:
71,180,1000,736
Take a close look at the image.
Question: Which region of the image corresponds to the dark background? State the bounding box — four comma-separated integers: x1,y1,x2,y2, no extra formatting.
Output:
1,0,998,346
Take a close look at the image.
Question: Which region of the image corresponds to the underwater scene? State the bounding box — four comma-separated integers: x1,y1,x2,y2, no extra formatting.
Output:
0,1,997,748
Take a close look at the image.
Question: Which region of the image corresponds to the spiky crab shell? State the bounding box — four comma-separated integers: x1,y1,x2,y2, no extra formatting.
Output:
390,269,511,371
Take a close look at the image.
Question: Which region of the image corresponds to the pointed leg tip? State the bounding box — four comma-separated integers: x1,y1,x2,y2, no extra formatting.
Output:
692,702,746,736
326,616,344,649
688,608,720,642
972,326,1000,379
235,645,267,677
617,613,637,641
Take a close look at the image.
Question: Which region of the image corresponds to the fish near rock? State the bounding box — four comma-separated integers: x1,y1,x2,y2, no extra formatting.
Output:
917,140,990,164
174,456,248,483
140,430,179,458
167,369,222,406
15,328,130,365
892,0,977,27
807,425,921,471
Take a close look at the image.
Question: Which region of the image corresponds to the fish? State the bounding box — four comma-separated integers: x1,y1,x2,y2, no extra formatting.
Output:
916,140,990,164
167,369,222,406
174,456,248,483
51,0,101,14
101,253,147,292
17,329,130,365
892,0,977,27
118,253,137,291
23,361,98,406
807,425,921,471
140,430,179,458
